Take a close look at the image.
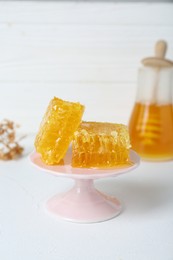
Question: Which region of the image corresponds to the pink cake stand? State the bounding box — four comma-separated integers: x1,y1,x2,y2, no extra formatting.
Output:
30,149,140,223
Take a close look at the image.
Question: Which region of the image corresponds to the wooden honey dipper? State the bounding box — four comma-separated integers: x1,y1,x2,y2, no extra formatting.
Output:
142,40,173,68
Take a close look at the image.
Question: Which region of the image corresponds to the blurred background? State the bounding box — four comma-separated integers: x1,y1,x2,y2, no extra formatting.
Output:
0,0,173,132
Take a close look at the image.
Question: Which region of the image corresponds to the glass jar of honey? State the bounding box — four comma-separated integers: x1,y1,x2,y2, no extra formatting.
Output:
129,40,173,161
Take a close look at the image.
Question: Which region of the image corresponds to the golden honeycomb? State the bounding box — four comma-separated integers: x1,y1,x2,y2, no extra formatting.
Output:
72,122,131,168
34,97,84,165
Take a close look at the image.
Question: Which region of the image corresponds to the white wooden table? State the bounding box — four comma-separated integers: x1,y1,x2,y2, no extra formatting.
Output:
0,134,173,260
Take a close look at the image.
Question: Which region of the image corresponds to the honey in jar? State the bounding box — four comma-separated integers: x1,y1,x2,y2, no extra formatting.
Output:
129,40,173,161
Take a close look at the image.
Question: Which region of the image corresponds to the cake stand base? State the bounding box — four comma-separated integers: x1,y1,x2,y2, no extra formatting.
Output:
46,179,122,223
30,150,140,223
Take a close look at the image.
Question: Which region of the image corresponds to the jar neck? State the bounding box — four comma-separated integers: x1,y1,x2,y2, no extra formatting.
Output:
136,67,173,105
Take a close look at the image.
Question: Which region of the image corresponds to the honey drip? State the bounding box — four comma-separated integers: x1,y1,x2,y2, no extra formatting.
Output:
129,102,173,160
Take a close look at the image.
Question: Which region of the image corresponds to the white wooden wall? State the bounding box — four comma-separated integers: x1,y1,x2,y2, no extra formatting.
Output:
0,2,173,132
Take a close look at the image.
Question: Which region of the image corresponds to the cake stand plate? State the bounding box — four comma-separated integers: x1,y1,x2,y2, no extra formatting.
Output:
30,149,140,223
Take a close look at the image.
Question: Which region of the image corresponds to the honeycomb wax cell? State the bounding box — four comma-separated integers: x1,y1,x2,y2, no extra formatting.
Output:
72,122,131,168
34,97,85,165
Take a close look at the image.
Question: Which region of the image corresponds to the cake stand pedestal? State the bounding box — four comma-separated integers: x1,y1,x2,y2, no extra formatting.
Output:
30,150,140,223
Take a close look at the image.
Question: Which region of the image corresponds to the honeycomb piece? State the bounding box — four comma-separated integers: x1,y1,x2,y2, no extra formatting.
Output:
35,97,84,165
72,122,131,168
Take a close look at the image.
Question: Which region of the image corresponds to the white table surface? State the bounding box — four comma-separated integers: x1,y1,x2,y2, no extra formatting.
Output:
0,134,173,260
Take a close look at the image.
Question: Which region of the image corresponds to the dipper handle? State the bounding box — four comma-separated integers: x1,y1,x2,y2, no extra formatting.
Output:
155,40,167,59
